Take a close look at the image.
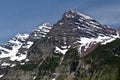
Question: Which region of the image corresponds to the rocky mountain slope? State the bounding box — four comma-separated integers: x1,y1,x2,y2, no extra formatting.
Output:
0,23,52,61
47,10,118,57
0,33,29,61
0,23,52,78
0,10,120,80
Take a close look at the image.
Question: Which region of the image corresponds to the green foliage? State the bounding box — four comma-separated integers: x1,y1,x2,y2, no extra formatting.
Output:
19,62,38,71
64,48,80,63
53,48,80,80
84,38,120,66
56,74,67,80
38,56,60,75
36,52,62,80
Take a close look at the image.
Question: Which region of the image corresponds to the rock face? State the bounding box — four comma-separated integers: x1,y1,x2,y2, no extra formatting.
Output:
0,10,120,80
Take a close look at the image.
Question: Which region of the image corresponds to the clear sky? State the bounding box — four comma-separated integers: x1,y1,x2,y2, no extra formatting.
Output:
0,0,120,44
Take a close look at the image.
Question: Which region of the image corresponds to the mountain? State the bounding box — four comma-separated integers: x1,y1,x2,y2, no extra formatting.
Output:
0,10,120,80
27,10,119,80
29,9,118,59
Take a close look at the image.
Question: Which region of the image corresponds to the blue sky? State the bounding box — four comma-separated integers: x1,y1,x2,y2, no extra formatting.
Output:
0,0,120,44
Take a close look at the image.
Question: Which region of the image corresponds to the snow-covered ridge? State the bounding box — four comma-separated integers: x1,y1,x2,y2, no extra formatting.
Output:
30,22,52,39
0,22,52,62
0,33,29,61
77,32,119,54
14,33,29,41
65,9,93,20
52,9,118,56
33,23,52,32
76,11,93,20
0,23,52,62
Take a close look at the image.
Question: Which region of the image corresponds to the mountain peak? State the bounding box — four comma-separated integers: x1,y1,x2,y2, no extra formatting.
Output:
64,9,76,18
41,22,52,26
29,22,52,40
68,9,76,13
49,10,118,48
64,9,93,20
37,22,52,30
15,33,29,39
32,22,52,32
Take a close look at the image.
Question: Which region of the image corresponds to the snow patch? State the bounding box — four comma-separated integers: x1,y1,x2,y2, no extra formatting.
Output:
25,59,29,62
1,62,10,67
54,46,68,54
61,46,67,49
0,74,4,78
20,62,25,65
101,33,119,45
52,78,55,80
33,76,37,80
59,22,63,25
10,53,27,61
10,64,16,67
23,41,33,49
77,12,93,20
15,33,29,42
